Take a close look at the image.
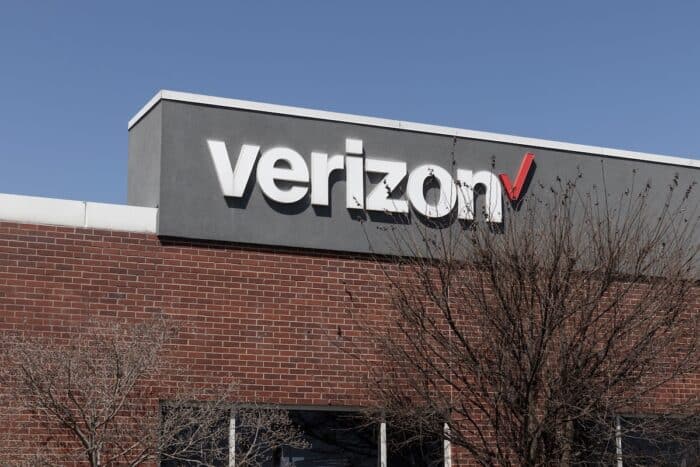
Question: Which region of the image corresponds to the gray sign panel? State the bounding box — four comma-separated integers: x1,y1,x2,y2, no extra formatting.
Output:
127,94,699,254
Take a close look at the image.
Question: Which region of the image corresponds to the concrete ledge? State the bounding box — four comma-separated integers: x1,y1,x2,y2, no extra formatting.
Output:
0,194,157,233
85,202,157,233
0,194,85,227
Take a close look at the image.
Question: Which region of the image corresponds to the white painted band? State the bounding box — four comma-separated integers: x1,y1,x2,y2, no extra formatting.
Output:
0,194,157,233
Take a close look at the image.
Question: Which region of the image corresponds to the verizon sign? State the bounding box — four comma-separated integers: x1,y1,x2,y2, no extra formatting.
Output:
208,138,535,224
127,92,695,255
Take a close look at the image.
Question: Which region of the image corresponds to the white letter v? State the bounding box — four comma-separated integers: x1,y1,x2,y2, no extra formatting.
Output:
207,140,260,198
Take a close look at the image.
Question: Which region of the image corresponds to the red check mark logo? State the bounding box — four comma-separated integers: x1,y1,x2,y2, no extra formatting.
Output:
499,152,535,202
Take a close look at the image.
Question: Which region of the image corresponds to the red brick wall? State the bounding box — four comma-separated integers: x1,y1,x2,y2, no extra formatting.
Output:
1,220,697,466
0,221,400,464
0,221,392,404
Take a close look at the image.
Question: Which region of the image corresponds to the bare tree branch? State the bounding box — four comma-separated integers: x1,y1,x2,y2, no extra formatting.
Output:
347,172,699,465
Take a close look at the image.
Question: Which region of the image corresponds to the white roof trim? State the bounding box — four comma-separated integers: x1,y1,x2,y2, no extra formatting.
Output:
129,90,699,169
0,194,157,233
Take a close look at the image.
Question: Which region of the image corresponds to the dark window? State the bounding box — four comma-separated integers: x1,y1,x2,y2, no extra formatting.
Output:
619,416,700,466
264,410,378,467
387,426,443,467
159,406,447,467
159,405,229,467
572,418,618,465
573,415,700,466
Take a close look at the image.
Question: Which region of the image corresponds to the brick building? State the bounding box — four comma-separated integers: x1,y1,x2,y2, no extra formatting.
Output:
0,91,698,465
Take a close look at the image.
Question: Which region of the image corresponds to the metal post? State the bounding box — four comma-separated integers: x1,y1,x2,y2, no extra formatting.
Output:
379,421,387,467
444,422,452,467
229,414,236,467
615,415,623,467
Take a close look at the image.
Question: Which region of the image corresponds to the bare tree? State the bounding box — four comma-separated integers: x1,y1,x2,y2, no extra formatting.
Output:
347,172,700,465
0,316,306,467
231,407,309,467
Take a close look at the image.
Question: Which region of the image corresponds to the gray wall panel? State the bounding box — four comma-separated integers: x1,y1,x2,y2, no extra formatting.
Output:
127,104,162,208
128,98,699,255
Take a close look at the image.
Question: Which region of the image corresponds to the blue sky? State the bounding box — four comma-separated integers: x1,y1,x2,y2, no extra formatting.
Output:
0,1,698,203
